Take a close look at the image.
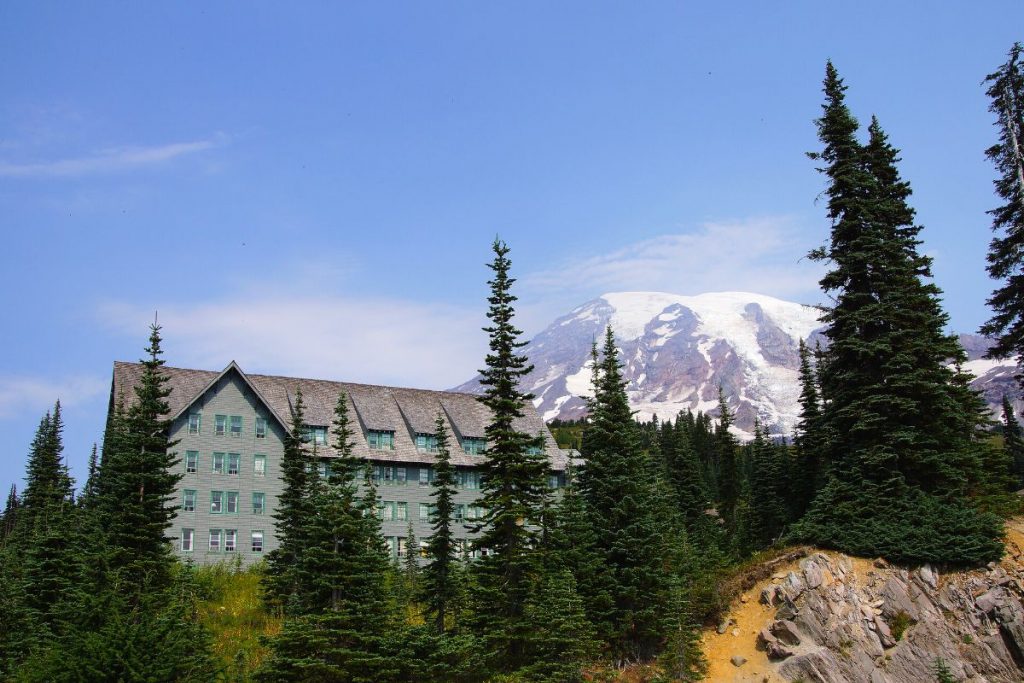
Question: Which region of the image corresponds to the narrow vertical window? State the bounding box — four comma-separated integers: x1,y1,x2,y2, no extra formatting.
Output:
181,528,194,552
251,530,264,553
255,417,267,439
419,503,431,520
224,529,237,552
396,467,407,485
215,415,227,436
419,467,432,486
213,452,225,474
183,489,196,512
455,504,465,522
254,454,266,476
252,492,265,515
396,501,408,521
227,453,240,475
188,413,201,435
185,451,198,473
230,415,242,438
209,529,222,551
226,491,239,514
396,536,407,558
211,491,223,514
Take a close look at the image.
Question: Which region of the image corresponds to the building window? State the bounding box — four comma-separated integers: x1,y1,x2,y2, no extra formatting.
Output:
396,502,408,521
377,501,395,521
185,451,198,473
224,529,237,552
188,413,201,435
227,453,240,475
396,467,407,485
183,489,196,512
215,415,227,436
209,529,222,552
396,535,408,558
230,415,242,438
253,492,265,515
462,437,486,455
415,433,439,454
254,454,266,476
549,474,561,489
304,425,328,445
252,530,264,553
419,467,433,486
367,430,395,450
226,491,239,514
526,445,543,455
458,470,479,490
213,452,225,474
255,417,268,439
211,491,223,514
419,503,433,521
181,528,194,552
455,504,466,523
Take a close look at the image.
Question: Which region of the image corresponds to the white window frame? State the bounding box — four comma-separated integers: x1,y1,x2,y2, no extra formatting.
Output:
213,452,225,474
227,453,240,475
224,529,237,552
211,491,223,514
185,451,198,473
183,489,196,512
188,413,201,435
254,454,266,476
181,528,194,552
255,417,267,439
209,529,222,552
251,530,264,553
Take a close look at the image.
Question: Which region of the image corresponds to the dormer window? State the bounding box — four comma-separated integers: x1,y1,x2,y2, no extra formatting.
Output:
462,437,486,455
415,433,439,454
368,430,395,450
304,426,328,446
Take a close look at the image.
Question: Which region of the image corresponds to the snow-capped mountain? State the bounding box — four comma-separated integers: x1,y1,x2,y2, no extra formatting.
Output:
452,292,1021,438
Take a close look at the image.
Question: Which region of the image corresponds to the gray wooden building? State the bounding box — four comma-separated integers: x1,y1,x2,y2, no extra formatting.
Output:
109,361,569,565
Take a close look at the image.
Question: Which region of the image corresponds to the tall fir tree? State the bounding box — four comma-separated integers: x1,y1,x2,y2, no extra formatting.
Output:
795,63,1002,564
792,339,825,518
1,484,17,541
421,414,460,634
714,387,740,528
981,43,1024,375
470,238,551,672
1003,397,1024,489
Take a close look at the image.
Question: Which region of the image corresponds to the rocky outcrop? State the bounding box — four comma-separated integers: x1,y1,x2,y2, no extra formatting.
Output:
753,550,1024,682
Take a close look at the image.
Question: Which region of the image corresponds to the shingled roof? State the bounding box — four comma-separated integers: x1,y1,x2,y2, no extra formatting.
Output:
110,361,567,470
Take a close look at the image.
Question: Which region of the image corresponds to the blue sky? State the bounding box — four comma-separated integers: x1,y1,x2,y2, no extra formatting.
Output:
0,2,1019,496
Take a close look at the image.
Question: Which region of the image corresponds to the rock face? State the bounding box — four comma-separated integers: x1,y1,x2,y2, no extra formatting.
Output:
452,294,1021,439
750,546,1024,682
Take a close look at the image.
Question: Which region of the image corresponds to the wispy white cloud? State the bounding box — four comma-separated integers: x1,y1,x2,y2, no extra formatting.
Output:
98,295,487,391
0,137,221,178
523,217,825,313
0,375,108,419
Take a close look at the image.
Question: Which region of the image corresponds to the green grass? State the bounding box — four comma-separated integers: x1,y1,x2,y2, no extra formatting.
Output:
194,558,281,681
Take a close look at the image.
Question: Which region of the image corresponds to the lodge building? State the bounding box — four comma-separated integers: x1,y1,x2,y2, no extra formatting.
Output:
109,360,569,565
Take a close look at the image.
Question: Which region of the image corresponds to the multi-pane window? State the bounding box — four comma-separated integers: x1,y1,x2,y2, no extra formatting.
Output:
213,452,225,474
181,528,194,552
254,454,266,476
255,417,268,439
185,451,198,473
415,433,439,453
224,529,237,552
226,491,239,514
304,426,328,445
455,504,466,523
419,467,433,486
395,467,407,485
251,530,264,553
396,502,408,521
215,415,227,436
419,503,433,521
211,491,223,514
457,470,479,490
377,501,395,521
252,492,265,515
209,529,222,552
367,430,395,450
375,465,403,485
462,437,486,455
526,445,543,455
227,453,240,475
230,416,242,438
396,535,408,558
188,413,201,434
183,489,196,512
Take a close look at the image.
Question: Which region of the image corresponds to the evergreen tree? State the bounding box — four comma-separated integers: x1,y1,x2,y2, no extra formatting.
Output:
577,325,677,664
516,569,597,683
421,414,460,634
264,388,311,612
793,338,825,518
97,324,182,595
795,63,1002,564
80,443,99,507
714,387,740,527
1,484,17,541
1003,397,1024,489
470,238,551,672
981,43,1024,375
747,422,788,549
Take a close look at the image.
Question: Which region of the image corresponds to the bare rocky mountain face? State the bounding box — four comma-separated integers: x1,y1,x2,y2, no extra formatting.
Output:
702,520,1024,682
453,292,1021,439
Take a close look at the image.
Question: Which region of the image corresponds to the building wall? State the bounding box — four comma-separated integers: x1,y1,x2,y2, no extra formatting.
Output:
171,372,286,565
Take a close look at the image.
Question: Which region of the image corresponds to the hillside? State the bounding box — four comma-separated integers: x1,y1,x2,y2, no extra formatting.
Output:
701,520,1024,682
